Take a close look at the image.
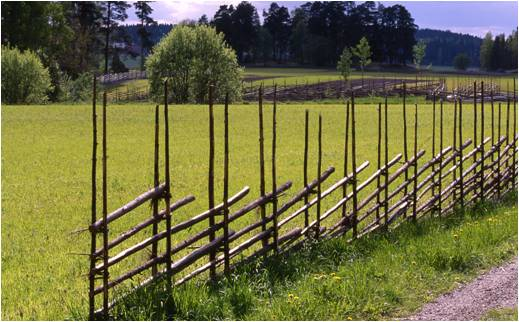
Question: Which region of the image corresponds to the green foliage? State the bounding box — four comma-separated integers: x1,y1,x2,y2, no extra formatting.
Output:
352,37,372,72
106,193,517,320
146,24,242,103
58,72,93,103
453,53,470,71
1,46,52,104
337,47,353,82
413,40,427,70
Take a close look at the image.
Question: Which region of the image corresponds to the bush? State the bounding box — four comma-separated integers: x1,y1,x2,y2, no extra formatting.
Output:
453,53,470,71
146,24,242,103
58,72,93,103
1,46,52,104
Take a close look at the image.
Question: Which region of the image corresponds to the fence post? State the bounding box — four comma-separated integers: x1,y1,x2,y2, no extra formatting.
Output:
101,92,109,319
412,104,418,221
316,114,322,239
163,80,173,290
438,98,444,216
497,103,502,198
376,103,382,223
384,96,389,226
351,92,358,237
402,82,409,211
304,109,310,229
513,78,517,187
473,82,477,180
151,105,160,277
491,90,495,188
89,76,97,321
506,97,511,189
342,101,350,221
208,84,216,281
223,93,230,276
432,93,436,199
272,85,278,253
480,82,485,201
258,85,268,249
458,98,464,212
452,98,458,202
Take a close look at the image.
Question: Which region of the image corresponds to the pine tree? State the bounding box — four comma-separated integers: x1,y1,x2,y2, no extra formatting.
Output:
134,1,156,71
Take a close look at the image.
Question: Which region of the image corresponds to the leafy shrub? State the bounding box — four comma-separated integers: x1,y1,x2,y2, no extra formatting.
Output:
1,45,52,104
146,24,242,103
58,72,93,103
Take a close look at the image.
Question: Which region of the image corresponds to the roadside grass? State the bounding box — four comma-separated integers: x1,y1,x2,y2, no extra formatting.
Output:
104,192,518,320
1,101,514,319
481,306,518,321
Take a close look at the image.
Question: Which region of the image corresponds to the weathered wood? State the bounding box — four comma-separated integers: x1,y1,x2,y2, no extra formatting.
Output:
506,97,511,189
258,85,267,249
278,163,367,229
208,84,216,280
92,195,195,258
412,104,418,220
458,98,464,210
275,166,335,225
376,103,382,222
498,103,502,198
384,96,389,225
316,114,322,239
163,79,172,289
342,101,350,219
272,84,278,252
304,109,310,228
89,75,97,320
432,94,436,202
438,98,444,215
480,81,485,201
402,82,409,198
223,93,230,275
90,184,167,232
453,99,458,201
151,105,160,277
351,92,358,237
101,91,109,319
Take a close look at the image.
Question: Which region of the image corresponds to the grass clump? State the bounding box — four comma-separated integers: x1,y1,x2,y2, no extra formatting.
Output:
105,192,517,321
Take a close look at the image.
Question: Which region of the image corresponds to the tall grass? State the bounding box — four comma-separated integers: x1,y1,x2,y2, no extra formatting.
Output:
103,192,517,320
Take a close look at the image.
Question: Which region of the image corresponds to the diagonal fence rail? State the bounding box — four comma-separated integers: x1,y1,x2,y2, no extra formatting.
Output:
86,77,517,319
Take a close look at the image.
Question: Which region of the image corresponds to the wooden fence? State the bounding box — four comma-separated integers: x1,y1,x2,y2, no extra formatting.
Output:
87,77,517,319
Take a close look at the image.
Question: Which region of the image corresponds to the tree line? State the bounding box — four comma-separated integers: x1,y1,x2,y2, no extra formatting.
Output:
1,1,155,102
204,1,417,66
480,30,518,71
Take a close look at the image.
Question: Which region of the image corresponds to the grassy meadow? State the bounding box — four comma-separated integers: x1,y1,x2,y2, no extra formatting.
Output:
1,98,517,319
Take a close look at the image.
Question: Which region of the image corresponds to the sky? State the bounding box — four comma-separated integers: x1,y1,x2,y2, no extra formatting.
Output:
126,1,518,38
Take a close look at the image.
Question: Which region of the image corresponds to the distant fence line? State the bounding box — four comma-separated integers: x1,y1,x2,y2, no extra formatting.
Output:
86,77,517,319
97,71,147,85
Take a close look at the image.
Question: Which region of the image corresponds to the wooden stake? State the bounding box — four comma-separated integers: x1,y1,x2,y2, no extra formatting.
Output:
384,96,389,225
438,98,444,216
304,109,309,229
258,85,267,249
376,103,382,223
342,101,350,221
473,82,478,178
412,104,418,221
452,99,458,202
351,92,358,237
272,85,278,252
316,114,322,239
208,84,216,280
223,93,230,275
506,96,511,189
101,92,108,319
513,78,517,187
403,82,409,201
89,75,97,321
432,93,436,198
458,98,464,211
151,105,159,276
163,80,172,290
498,103,502,198
480,81,485,201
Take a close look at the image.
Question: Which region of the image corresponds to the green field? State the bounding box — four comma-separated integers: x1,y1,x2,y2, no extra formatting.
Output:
1,99,516,319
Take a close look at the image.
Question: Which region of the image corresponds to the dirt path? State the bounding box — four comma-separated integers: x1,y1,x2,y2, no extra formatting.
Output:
408,258,517,320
